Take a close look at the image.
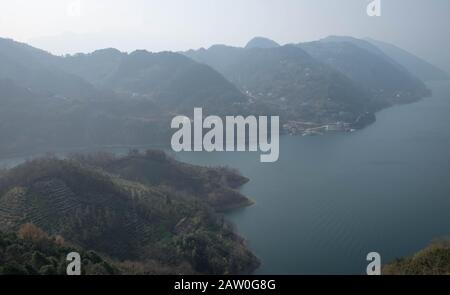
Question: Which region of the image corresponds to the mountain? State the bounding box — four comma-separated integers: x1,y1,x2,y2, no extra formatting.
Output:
56,49,248,115
0,37,249,115
245,37,280,49
0,39,253,155
0,78,39,104
321,36,387,56
0,76,169,156
55,48,126,86
322,36,448,82
0,38,98,99
0,151,259,274
298,37,431,107
185,37,433,133
185,44,375,125
0,36,435,153
365,38,449,82
103,50,248,114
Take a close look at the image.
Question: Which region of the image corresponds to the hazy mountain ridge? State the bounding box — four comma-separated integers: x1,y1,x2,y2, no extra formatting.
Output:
365,38,449,82
298,38,431,107
0,35,438,152
184,36,437,133
53,48,248,115
0,77,169,156
0,38,99,99
320,36,448,82
245,37,280,49
0,39,247,154
185,43,377,126
103,50,248,114
55,48,126,86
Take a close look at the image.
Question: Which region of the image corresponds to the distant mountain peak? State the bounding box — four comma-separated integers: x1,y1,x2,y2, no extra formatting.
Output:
91,48,123,56
320,35,385,55
323,35,358,42
245,37,280,49
321,35,449,82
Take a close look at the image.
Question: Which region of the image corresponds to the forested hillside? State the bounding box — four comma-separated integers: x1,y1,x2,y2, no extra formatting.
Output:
0,151,259,275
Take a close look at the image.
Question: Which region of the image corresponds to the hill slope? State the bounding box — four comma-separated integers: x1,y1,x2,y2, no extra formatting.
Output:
185,44,374,126
0,38,252,155
0,38,98,99
298,37,431,107
71,150,253,211
56,49,248,115
0,225,120,275
0,153,259,274
384,239,450,275
366,38,449,82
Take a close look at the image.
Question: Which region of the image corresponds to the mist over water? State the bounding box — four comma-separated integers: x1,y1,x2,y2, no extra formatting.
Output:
174,81,450,274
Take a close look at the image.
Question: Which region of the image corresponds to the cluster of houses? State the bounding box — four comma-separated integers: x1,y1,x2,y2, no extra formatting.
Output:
283,121,355,136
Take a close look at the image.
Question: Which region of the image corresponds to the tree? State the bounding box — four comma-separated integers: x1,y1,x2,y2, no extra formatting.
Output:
18,223,49,243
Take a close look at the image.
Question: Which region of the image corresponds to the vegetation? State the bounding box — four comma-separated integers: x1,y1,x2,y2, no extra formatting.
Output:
299,37,431,107
0,223,119,275
70,150,253,211
384,239,450,275
0,151,259,275
185,44,373,125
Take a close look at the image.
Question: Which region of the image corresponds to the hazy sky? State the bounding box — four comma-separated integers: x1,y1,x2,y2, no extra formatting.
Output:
0,0,449,69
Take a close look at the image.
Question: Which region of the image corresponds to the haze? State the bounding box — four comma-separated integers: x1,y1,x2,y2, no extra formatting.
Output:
0,0,449,71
